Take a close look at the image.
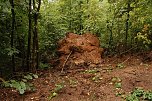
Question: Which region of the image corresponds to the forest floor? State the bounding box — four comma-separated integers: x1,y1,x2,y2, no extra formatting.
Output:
1,53,152,101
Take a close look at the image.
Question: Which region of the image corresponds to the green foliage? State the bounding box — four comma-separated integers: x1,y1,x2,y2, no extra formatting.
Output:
0,0,12,67
111,77,121,83
6,48,19,56
115,82,122,88
111,77,122,88
0,0,29,74
136,32,151,45
4,80,27,94
126,88,152,101
135,24,152,50
91,75,102,82
40,0,105,40
24,73,38,80
54,83,64,92
143,91,152,100
116,63,125,69
39,62,50,69
2,73,38,94
48,83,64,100
69,79,78,87
83,69,99,74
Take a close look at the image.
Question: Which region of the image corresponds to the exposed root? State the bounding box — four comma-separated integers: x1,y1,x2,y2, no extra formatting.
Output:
61,50,73,72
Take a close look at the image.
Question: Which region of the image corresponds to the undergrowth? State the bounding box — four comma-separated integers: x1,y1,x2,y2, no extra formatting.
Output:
1,73,38,94
126,88,152,101
48,83,64,100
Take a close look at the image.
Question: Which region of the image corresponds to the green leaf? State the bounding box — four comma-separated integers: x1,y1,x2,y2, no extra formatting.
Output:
55,84,64,92
3,81,10,87
19,88,25,94
84,69,98,74
116,63,124,69
20,81,26,90
10,80,16,83
52,92,57,97
11,81,20,89
48,92,58,100
133,88,144,97
22,79,27,82
25,83,32,91
6,47,19,56
143,91,152,100
33,74,38,79
24,75,33,80
111,77,117,82
126,94,139,101
115,82,121,88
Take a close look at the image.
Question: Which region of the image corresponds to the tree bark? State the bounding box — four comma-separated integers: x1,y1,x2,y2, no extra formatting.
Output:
32,0,41,71
9,0,15,72
27,0,32,72
69,0,72,31
125,0,130,49
18,36,26,70
78,1,83,34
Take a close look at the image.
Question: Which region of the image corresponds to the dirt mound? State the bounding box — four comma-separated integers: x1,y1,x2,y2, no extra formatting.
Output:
57,33,104,70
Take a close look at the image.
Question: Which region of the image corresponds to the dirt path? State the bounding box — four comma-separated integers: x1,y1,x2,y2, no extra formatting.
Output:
1,55,152,101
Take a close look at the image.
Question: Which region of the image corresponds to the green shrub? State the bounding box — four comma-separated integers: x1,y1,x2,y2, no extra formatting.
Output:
126,88,152,101
2,73,38,94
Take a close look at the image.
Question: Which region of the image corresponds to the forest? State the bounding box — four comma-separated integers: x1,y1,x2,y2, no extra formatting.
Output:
0,0,152,100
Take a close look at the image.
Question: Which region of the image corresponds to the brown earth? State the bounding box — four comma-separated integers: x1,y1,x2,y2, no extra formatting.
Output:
1,54,152,101
1,33,152,101
57,33,104,70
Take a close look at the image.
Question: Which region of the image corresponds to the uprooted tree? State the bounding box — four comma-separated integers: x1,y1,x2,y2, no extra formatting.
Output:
57,33,104,71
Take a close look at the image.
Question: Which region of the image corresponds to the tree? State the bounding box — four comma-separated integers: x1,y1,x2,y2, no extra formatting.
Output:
27,0,42,72
32,0,41,70
9,0,16,72
26,0,32,71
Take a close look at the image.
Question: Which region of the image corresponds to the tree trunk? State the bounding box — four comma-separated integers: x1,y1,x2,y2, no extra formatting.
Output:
78,1,83,34
9,0,15,72
21,37,26,70
69,0,72,31
125,0,130,49
17,35,26,70
26,0,32,72
36,0,41,69
32,0,41,71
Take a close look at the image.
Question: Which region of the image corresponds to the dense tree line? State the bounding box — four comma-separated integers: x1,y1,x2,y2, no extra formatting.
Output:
0,0,152,77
